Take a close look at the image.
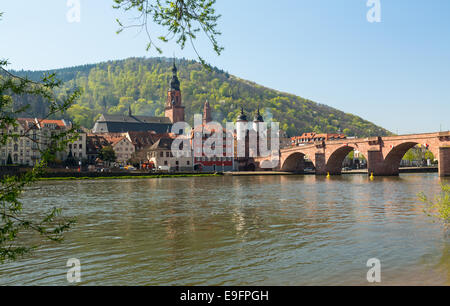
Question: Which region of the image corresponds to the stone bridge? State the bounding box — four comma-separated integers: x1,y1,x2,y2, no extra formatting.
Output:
257,132,450,177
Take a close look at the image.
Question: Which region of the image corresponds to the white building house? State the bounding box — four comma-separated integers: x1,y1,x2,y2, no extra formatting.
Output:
0,118,86,166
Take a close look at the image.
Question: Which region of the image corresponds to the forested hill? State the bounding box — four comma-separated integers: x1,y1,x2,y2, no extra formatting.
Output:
10,57,390,137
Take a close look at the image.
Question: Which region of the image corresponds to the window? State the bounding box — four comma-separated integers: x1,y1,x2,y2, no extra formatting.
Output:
187,161,190,166
160,152,164,157
79,144,82,149
164,161,168,165
166,152,170,157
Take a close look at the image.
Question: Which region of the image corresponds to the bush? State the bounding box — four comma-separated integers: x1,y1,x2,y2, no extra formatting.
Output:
419,184,450,229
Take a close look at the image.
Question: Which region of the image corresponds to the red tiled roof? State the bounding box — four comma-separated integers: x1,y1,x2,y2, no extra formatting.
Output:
17,118,68,129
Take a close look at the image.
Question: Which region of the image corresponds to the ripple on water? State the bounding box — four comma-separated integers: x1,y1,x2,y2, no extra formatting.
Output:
1,174,449,285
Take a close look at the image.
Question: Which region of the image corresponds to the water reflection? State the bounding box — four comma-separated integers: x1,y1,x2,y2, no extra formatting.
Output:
0,174,449,285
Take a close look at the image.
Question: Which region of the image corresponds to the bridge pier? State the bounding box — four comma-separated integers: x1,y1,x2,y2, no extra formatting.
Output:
367,150,399,176
315,153,327,175
439,147,450,177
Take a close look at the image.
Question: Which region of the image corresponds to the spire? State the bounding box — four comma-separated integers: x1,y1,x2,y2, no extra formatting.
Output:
128,105,132,117
203,100,212,124
237,107,248,122
172,57,177,74
170,58,180,91
254,106,264,122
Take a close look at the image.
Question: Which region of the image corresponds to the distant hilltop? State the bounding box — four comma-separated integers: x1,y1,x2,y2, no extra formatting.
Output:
9,57,391,138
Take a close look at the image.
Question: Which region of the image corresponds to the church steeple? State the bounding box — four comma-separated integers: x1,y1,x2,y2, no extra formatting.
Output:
170,59,180,91
237,107,248,122
203,100,212,125
165,59,185,124
254,107,263,122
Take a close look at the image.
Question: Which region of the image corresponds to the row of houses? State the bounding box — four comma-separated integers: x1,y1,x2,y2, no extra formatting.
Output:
291,132,347,146
0,118,75,166
1,63,288,172
0,106,278,172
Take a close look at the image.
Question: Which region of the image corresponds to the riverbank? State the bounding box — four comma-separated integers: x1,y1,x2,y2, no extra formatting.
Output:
341,166,438,175
229,167,438,176
39,172,222,181
1,166,439,180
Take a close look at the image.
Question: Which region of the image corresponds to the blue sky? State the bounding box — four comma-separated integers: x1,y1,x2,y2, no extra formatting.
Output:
0,0,449,134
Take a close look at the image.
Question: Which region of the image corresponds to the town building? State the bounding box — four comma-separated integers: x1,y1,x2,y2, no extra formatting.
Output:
147,137,192,172
234,108,273,171
86,134,110,165
92,60,185,134
0,118,73,166
92,111,173,134
190,101,234,172
101,134,135,166
123,131,172,165
68,128,87,161
291,132,347,146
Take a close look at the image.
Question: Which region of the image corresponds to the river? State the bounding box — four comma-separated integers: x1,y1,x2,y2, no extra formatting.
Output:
1,173,449,285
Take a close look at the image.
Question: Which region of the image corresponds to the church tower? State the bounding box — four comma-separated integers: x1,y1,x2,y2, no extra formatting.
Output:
165,60,185,124
203,100,212,125
252,107,264,157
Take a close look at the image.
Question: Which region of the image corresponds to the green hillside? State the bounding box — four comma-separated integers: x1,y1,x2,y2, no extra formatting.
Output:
10,57,390,137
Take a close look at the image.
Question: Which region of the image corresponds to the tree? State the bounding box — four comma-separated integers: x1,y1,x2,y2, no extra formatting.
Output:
6,153,12,165
419,184,450,230
0,61,80,262
65,150,77,167
0,0,223,264
1,7,81,261
99,146,117,164
113,0,223,66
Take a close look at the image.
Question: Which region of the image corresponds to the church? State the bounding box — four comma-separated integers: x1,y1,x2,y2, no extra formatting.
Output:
92,60,185,134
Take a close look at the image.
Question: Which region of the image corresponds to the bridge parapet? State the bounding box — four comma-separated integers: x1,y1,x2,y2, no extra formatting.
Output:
438,131,450,142
365,136,382,146
314,141,326,149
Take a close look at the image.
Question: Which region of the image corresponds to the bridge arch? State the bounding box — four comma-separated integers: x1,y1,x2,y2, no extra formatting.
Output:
325,145,355,175
281,152,307,172
383,142,438,175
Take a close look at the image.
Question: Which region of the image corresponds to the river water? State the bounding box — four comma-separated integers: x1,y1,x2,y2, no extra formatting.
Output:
0,174,449,285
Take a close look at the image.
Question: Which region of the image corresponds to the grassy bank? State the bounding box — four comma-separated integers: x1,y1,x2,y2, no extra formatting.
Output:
39,173,222,181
